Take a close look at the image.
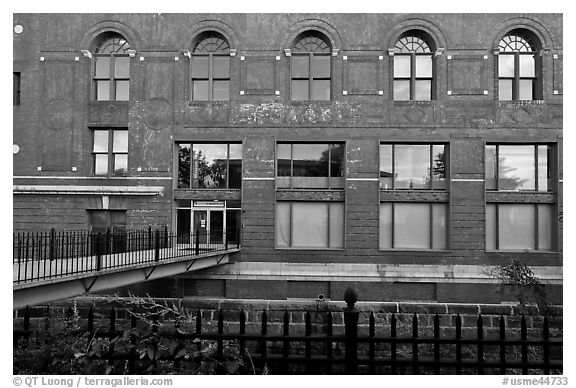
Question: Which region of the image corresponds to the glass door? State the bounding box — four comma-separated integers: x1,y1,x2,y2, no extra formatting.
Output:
210,210,224,245
193,210,208,244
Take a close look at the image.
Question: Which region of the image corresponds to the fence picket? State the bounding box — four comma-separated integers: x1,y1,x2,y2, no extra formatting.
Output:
521,315,528,374
478,314,484,375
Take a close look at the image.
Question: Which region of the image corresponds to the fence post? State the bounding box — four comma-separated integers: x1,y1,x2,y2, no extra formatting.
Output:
195,229,200,256
343,286,359,374
164,226,169,248
49,228,55,261
148,226,152,250
154,230,160,262
95,233,102,271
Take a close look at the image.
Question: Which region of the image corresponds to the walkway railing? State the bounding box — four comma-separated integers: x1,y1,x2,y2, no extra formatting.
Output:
13,227,240,285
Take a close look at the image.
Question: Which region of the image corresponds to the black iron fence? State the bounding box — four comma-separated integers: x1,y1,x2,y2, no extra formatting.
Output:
13,290,562,375
13,227,240,285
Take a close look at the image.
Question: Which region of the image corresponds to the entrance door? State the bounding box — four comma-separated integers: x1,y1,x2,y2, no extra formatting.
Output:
193,210,208,244
192,208,225,247
210,210,224,244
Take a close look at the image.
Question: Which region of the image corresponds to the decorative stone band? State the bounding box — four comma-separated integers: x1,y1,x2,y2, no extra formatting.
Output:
186,262,563,284
13,185,164,196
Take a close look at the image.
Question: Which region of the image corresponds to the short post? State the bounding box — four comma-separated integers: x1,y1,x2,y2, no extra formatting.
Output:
49,228,55,261
95,232,102,271
343,286,359,374
154,229,160,262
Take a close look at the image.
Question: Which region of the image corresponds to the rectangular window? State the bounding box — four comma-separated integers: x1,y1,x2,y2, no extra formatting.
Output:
177,143,242,189
486,203,554,251
13,72,21,106
93,55,130,101
380,144,447,190
191,54,230,101
393,53,433,101
485,144,551,191
88,210,126,233
92,129,128,176
498,52,538,101
277,143,344,189
379,202,447,250
291,54,331,101
276,202,344,249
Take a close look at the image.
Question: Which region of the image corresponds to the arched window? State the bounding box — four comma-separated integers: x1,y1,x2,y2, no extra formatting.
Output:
291,32,332,101
393,31,435,101
191,32,230,101
93,32,130,101
498,29,541,100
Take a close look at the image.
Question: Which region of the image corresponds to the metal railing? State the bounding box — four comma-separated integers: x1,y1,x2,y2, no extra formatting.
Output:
13,288,562,375
13,227,240,284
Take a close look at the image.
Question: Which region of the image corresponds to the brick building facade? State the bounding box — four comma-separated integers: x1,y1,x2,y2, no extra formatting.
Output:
13,13,563,304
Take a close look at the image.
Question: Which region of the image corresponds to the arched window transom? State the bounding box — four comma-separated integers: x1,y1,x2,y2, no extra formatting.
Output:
393,32,435,101
291,32,332,101
498,30,541,101
92,32,130,101
191,33,230,101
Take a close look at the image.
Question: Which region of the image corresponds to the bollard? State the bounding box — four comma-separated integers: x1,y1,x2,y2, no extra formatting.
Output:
343,286,359,374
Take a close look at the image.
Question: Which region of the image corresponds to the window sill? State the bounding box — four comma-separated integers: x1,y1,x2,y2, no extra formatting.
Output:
485,250,558,254
275,247,345,251
378,249,451,253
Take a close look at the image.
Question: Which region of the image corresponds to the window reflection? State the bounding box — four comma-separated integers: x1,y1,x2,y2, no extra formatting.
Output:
277,143,344,189
486,144,551,191
177,143,242,189
380,144,446,190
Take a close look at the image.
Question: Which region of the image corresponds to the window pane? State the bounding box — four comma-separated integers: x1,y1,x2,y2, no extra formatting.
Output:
292,144,329,177
191,56,209,78
115,80,129,101
95,57,110,78
177,209,191,244
93,130,108,152
499,204,535,250
277,144,292,177
112,131,128,153
330,144,344,178
394,80,410,101
519,54,535,77
537,145,549,192
519,79,533,100
193,144,227,189
329,202,344,248
312,80,330,100
432,145,446,190
213,56,230,79
498,145,535,190
415,55,432,77
379,203,392,249
394,55,411,78
213,80,229,101
394,145,430,189
485,204,497,250
432,203,446,249
394,203,430,249
313,55,330,78
114,154,128,174
95,154,108,175
292,55,309,78
193,80,209,101
292,80,309,100
89,210,108,230
276,203,291,248
96,80,110,101
537,204,552,251
414,80,431,101
114,56,130,78
178,144,191,188
228,144,242,189
291,203,328,248
485,145,497,190
498,54,515,77
380,144,393,189
498,80,513,101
